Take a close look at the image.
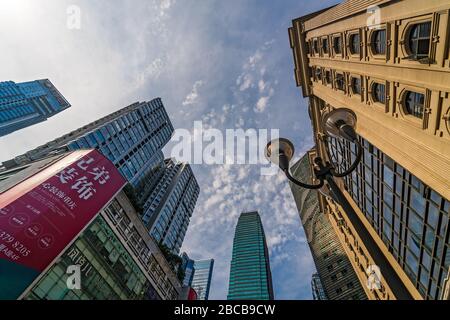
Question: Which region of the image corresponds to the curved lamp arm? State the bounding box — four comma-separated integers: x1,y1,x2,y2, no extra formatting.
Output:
329,139,363,178
284,169,324,190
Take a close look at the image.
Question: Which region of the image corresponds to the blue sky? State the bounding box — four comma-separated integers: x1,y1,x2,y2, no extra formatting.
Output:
0,0,338,299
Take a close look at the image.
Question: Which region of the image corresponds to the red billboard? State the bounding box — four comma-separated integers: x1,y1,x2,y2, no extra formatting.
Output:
0,149,126,299
188,287,198,300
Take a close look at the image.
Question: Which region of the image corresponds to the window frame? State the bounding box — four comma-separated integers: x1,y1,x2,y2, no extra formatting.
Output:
350,75,363,100
332,33,343,58
397,86,427,127
347,30,362,59
334,72,346,92
398,15,436,66
369,80,388,109
370,28,387,56
321,36,330,57
403,91,425,119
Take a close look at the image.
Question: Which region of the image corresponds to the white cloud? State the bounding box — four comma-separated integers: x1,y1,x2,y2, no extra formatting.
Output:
182,80,204,106
237,73,253,91
255,96,269,113
258,79,266,93
1,0,317,300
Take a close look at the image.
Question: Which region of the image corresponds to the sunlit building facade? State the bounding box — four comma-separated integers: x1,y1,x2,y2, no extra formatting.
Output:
289,0,450,299
0,79,71,137
0,98,199,255
227,212,274,300
1,98,173,191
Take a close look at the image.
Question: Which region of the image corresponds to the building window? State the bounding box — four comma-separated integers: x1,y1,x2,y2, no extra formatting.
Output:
349,33,360,54
328,133,450,300
335,73,345,91
404,91,425,118
371,29,386,55
315,68,322,81
351,77,361,95
322,38,329,54
333,36,342,54
325,70,332,84
372,83,386,103
313,39,319,54
407,22,432,60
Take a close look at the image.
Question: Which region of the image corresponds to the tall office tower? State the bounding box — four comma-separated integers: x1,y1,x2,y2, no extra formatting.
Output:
180,253,214,300
290,151,367,300
0,79,71,137
227,212,274,300
289,0,450,299
142,159,200,253
181,253,196,287
191,259,214,300
0,150,181,300
1,98,174,191
311,273,327,300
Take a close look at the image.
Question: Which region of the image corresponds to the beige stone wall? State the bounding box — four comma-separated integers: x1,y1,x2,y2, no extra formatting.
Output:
290,0,450,300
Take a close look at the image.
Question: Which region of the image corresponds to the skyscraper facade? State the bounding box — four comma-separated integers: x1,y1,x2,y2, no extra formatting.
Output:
181,253,196,287
311,273,327,300
1,98,199,255
142,159,200,253
0,150,181,300
290,150,367,300
227,212,274,300
0,79,71,137
2,98,173,190
289,0,450,299
191,259,214,300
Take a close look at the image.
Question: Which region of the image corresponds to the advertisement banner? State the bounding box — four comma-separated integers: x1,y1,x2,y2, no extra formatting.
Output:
0,149,126,299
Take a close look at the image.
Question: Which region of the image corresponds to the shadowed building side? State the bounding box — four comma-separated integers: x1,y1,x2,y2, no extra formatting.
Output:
290,150,367,300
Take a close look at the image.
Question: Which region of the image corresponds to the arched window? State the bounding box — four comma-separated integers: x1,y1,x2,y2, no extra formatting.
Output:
351,77,361,95
349,33,360,54
333,36,342,54
335,74,345,91
407,22,431,59
404,91,424,118
322,38,329,54
372,83,386,103
371,29,386,55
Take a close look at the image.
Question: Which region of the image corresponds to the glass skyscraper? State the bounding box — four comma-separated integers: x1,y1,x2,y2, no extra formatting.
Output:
311,273,327,300
328,135,450,299
181,253,196,287
1,98,199,255
0,79,71,137
2,98,173,190
227,211,274,300
191,259,214,300
142,159,200,253
181,253,214,300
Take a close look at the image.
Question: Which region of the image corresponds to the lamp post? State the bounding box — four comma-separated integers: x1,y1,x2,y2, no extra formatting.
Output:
265,108,413,299
264,108,362,210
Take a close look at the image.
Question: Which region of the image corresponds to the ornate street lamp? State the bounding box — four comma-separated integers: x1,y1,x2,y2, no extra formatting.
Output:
264,108,362,213
265,108,413,299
